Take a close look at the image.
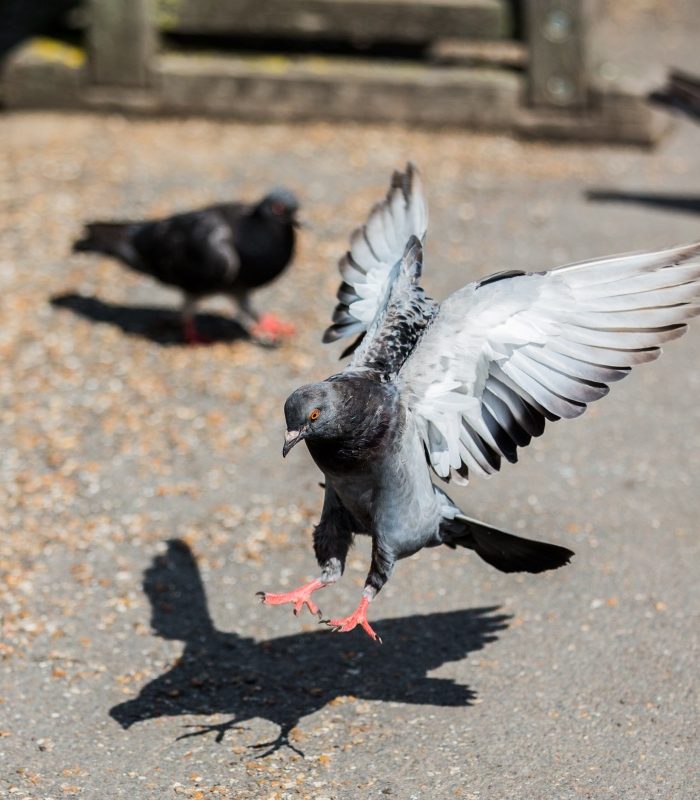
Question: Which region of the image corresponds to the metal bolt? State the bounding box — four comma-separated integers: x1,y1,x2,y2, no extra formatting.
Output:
547,75,575,103
543,9,572,43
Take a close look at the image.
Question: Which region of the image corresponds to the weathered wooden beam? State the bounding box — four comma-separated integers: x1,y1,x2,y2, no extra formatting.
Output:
156,0,512,43
525,0,595,108
88,0,155,87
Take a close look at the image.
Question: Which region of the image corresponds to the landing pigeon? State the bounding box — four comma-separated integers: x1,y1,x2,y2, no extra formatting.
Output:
259,164,700,641
72,189,300,344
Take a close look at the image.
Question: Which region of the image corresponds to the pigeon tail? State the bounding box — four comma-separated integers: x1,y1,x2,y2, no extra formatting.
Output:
446,514,574,574
73,221,135,261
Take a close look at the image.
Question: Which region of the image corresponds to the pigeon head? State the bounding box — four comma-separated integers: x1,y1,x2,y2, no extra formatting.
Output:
282,382,345,457
282,378,399,458
258,189,300,225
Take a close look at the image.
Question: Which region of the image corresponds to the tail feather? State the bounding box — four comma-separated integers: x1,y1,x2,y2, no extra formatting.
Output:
73,222,133,259
446,514,574,574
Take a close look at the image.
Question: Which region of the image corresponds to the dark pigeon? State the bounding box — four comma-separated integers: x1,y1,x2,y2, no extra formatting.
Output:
258,163,700,642
72,189,300,344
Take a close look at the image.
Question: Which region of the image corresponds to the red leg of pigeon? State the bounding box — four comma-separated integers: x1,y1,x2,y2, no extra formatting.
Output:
257,578,326,617
251,313,296,340
182,317,213,346
181,296,214,345
325,597,381,643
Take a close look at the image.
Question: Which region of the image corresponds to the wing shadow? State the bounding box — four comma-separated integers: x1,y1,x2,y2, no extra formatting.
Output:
50,293,248,346
648,71,700,123
110,539,510,756
586,189,700,215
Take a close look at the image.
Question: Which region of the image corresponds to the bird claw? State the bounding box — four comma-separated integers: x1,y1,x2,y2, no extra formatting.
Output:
176,721,246,743
256,579,325,618
321,598,382,643
250,313,296,342
319,619,338,632
295,605,323,620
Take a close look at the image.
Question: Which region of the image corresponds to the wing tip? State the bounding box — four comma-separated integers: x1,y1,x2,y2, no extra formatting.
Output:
389,162,425,219
401,235,424,277
322,318,365,344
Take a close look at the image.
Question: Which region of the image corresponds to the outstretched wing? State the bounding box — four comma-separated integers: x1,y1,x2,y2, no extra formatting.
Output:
322,163,428,350
398,243,700,484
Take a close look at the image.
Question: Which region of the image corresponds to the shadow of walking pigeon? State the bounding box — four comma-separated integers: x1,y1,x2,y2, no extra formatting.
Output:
50,293,249,346
109,540,509,756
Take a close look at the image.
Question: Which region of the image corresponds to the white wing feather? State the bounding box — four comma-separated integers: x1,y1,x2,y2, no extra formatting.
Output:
323,163,429,344
399,243,700,484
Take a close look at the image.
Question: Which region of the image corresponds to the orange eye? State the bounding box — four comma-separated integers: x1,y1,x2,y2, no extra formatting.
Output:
309,408,321,421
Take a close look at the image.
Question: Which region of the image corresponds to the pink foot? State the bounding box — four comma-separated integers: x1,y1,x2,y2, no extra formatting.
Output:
257,578,325,617
183,318,213,345
323,597,381,643
251,313,296,340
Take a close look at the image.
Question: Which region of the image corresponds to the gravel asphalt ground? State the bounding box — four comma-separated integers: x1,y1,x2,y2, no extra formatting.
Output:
2,5,700,799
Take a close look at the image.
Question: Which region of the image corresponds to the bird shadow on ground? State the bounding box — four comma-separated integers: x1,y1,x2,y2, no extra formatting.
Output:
110,539,510,757
50,293,249,346
586,189,700,215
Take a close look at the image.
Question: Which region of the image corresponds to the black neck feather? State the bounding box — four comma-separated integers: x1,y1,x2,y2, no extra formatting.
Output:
307,377,402,473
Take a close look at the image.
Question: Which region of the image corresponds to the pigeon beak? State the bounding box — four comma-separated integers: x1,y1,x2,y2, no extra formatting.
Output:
282,428,305,457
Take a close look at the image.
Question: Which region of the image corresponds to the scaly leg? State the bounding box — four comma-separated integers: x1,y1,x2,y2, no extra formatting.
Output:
258,557,345,618
260,487,354,621
181,296,212,345
322,539,394,643
252,313,296,339
234,292,295,343
324,592,381,643
257,578,326,618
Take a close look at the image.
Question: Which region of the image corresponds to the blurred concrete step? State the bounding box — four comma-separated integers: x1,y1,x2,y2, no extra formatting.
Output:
3,39,669,146
155,0,513,43
156,51,521,127
428,38,527,67
2,43,520,126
